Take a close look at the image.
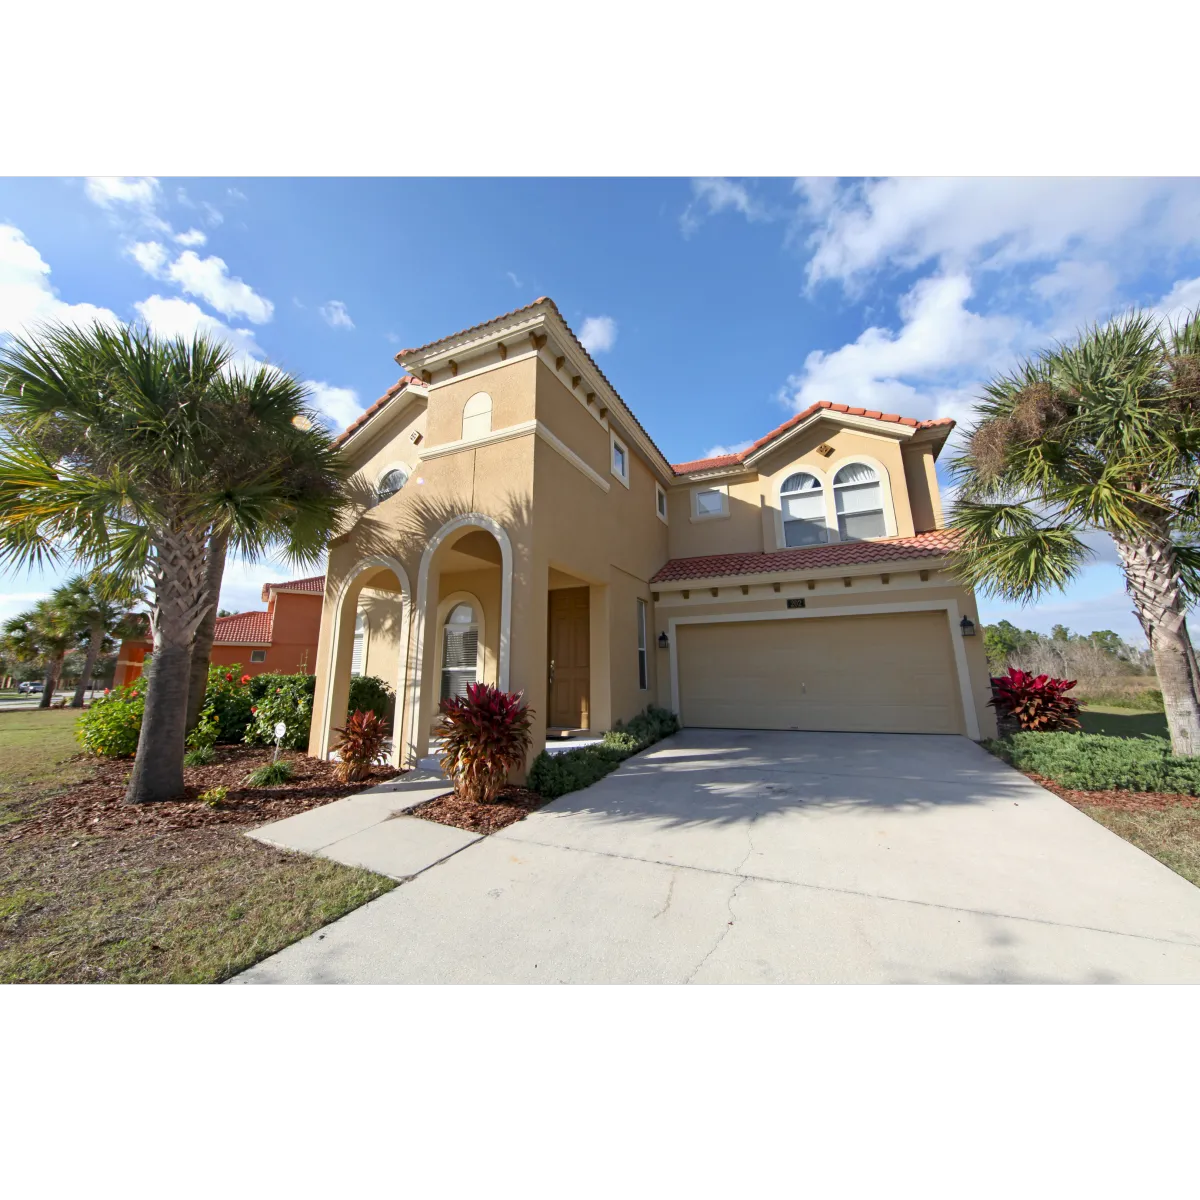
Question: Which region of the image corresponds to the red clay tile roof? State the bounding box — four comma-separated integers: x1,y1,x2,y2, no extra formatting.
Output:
671,402,956,475
261,574,326,602
212,610,273,645
332,376,424,448
651,530,958,584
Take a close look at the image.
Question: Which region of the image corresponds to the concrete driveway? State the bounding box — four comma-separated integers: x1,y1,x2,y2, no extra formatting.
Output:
234,730,1200,984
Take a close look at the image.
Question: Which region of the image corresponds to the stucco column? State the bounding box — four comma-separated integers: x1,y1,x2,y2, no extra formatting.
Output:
588,583,612,733
507,541,549,776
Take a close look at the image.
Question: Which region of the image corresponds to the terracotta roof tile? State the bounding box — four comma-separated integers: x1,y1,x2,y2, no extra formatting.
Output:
261,574,326,602
212,610,273,645
332,375,423,448
671,401,955,476
650,530,957,584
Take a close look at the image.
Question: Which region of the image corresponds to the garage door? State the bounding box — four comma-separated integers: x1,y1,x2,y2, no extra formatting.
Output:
676,610,962,734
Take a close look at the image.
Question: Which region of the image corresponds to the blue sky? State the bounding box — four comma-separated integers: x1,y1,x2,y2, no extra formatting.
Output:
4,175,1200,642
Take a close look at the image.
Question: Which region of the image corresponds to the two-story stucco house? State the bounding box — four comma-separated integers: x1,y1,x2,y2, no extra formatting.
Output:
308,297,996,770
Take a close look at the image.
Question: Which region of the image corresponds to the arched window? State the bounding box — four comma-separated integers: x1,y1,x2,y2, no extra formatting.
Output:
441,603,479,700
462,392,492,441
780,471,828,547
375,467,408,505
350,612,367,676
834,463,886,540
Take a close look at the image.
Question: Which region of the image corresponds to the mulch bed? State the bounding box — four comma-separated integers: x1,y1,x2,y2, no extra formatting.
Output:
2,745,400,843
406,785,549,835
1024,772,1200,814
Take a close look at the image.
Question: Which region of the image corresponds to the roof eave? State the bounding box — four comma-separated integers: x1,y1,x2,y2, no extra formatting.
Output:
653,553,952,591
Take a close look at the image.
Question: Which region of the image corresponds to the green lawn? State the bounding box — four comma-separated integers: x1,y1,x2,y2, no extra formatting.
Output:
0,708,394,983
1078,705,1168,739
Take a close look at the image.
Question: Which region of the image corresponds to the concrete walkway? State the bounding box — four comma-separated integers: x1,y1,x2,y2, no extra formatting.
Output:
234,731,1200,984
248,772,480,879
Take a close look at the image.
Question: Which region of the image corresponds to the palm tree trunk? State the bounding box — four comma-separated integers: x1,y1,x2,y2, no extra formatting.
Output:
72,620,104,708
1114,532,1200,756
185,527,229,732
125,527,210,804
38,657,56,708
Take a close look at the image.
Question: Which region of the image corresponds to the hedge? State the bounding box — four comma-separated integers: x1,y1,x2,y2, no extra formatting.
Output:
988,731,1200,794
527,705,680,800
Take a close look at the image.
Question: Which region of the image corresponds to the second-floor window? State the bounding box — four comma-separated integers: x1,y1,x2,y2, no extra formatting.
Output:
834,463,886,540
375,467,409,505
462,392,492,440
611,433,630,485
780,472,828,546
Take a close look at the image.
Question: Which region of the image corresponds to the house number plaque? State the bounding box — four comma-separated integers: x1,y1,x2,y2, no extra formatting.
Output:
786,598,806,609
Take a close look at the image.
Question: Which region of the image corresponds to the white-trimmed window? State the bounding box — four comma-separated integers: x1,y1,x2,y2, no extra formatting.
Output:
375,466,409,505
610,432,630,487
441,603,480,701
249,649,267,663
655,483,668,524
834,463,887,540
780,471,828,547
350,612,367,676
691,484,728,520
462,392,492,441
636,598,648,690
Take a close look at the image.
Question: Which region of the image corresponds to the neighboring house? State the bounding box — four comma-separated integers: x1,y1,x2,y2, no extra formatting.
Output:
112,575,325,688
309,296,996,770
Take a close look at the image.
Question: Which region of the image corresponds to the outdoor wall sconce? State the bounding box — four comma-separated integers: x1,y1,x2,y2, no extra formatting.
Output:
658,632,670,650
960,616,976,637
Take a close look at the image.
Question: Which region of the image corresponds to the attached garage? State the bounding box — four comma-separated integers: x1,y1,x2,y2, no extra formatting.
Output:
675,609,964,735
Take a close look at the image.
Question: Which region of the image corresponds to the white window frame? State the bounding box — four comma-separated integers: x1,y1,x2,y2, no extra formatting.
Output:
610,430,631,488
778,469,830,548
350,611,368,677
373,462,411,507
690,483,729,522
249,649,267,663
636,597,648,690
830,456,897,540
440,600,482,702
655,482,669,524
462,392,493,441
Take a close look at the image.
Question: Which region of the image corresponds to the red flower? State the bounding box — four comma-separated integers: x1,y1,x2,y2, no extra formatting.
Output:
275,688,282,694
241,673,251,684
103,688,110,695
130,691,139,699
225,673,234,682
251,706,258,714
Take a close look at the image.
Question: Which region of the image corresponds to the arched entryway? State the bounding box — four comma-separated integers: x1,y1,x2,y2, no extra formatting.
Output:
317,556,412,765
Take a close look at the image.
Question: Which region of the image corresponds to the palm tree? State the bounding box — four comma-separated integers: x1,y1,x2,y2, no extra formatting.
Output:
949,309,1200,756
52,572,142,707
0,322,350,802
2,598,74,708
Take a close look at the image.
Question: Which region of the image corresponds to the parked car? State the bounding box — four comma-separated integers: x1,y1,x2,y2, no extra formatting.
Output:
17,681,44,693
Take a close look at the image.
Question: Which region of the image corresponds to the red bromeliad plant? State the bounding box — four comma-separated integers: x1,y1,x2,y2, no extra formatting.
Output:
436,682,534,803
989,667,1081,732
331,709,390,782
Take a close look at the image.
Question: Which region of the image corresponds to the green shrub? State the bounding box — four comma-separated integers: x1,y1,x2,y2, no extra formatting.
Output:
204,664,255,742
244,674,317,749
527,705,680,799
184,745,217,766
348,674,393,721
76,683,145,757
989,731,1200,794
244,760,294,787
199,785,229,808
187,705,220,751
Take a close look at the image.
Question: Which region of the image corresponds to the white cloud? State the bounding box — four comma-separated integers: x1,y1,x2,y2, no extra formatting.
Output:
802,177,1200,290
227,188,248,203
319,300,354,330
134,294,265,371
578,315,618,354
0,223,120,339
305,381,363,432
173,228,207,248
202,202,224,227
84,176,161,210
1156,275,1200,325
127,240,169,278
164,250,273,323
703,440,753,459
506,271,522,288
680,178,770,237
385,331,401,344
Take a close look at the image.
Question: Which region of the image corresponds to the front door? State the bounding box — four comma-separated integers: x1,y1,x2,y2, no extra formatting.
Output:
548,586,590,729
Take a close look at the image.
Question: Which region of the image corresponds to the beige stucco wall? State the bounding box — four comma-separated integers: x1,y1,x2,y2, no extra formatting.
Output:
665,422,925,561
424,357,538,448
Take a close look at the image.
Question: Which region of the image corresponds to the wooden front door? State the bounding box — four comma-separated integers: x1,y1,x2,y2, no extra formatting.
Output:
548,587,590,729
